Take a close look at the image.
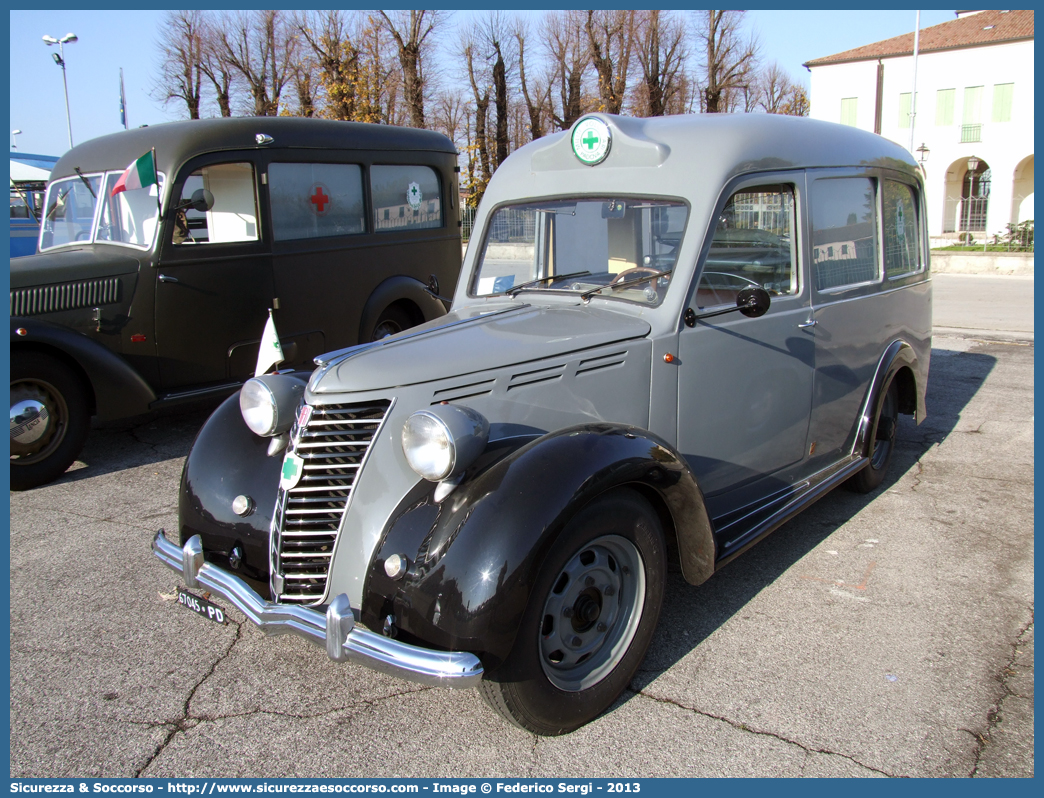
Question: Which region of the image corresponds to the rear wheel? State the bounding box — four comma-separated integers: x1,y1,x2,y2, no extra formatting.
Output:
847,376,899,493
369,305,414,341
10,352,90,490
480,489,666,735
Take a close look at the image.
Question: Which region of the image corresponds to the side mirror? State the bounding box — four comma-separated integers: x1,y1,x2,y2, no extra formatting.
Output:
737,286,771,318
189,188,215,212
684,285,772,326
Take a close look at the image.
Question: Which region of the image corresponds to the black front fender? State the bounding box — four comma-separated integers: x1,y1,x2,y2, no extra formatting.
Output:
363,424,715,666
11,316,155,420
177,378,307,593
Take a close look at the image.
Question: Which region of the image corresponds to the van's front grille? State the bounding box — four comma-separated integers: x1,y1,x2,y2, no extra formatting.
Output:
11,277,122,316
270,400,391,605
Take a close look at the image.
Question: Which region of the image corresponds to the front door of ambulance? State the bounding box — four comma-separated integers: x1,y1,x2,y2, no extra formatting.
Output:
677,178,815,526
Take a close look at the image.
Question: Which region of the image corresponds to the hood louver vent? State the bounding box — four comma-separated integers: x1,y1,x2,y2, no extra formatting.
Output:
432,379,495,404
576,350,627,376
508,364,566,391
11,277,122,317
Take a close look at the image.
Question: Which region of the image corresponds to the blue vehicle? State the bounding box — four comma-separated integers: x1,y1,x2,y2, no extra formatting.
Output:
10,152,58,257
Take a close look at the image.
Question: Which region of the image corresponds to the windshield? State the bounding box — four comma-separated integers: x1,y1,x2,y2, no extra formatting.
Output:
470,198,688,306
40,171,164,251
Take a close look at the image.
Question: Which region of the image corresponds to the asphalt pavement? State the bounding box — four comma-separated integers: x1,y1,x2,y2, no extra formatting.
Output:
8,274,1034,778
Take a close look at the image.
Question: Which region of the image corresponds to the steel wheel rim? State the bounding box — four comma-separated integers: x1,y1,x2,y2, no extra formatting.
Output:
539,534,646,692
10,377,69,465
871,387,898,469
371,320,403,341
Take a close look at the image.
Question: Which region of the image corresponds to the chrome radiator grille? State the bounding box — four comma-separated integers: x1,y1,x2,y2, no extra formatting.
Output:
270,400,390,604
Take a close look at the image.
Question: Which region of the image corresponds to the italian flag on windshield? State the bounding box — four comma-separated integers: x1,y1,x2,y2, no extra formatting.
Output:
111,149,157,196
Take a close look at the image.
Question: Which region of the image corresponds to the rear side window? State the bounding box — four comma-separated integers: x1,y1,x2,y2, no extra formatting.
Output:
371,165,442,232
174,162,259,245
698,184,798,308
882,181,922,278
268,162,365,241
811,177,879,291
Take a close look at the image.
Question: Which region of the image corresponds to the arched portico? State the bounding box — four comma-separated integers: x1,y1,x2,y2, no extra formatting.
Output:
1011,155,1034,225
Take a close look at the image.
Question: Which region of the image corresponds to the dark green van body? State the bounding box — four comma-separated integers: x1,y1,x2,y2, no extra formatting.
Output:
10,118,460,488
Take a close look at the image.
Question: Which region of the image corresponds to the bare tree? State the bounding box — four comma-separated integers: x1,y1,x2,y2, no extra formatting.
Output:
297,11,361,121
695,10,759,114
513,18,551,141
780,84,810,117
196,15,236,117
632,10,687,117
154,11,206,119
289,56,319,117
756,61,792,114
432,90,467,148
585,10,635,114
460,25,492,204
217,10,298,116
377,10,443,128
480,13,514,168
543,11,591,130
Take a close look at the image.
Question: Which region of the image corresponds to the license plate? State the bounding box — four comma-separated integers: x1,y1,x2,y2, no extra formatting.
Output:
177,589,228,624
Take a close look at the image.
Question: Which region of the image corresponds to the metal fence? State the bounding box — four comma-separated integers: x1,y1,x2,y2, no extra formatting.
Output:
460,206,476,242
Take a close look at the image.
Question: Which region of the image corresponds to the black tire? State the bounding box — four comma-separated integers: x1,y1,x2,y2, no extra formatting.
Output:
480,488,667,735
10,352,91,491
847,376,899,494
369,305,414,341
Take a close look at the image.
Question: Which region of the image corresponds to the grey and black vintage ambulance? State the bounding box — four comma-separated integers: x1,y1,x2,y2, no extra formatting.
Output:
152,113,931,735
10,118,461,489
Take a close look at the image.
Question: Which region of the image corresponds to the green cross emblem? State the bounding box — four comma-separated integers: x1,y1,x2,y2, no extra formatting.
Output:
282,457,299,482
280,451,304,490
571,117,611,165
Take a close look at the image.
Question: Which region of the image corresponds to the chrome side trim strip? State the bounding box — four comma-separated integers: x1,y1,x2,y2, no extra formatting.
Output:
153,531,484,688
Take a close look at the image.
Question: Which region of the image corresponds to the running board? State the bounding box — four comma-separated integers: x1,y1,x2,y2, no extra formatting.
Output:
715,454,868,568
150,382,242,409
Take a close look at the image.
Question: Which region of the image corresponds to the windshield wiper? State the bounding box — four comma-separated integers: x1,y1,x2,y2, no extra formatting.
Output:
74,167,96,199
493,270,591,298
580,268,673,301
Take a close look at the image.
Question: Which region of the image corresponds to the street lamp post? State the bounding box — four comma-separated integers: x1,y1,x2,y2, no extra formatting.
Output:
966,156,987,252
12,129,22,149
915,142,930,174
42,33,77,149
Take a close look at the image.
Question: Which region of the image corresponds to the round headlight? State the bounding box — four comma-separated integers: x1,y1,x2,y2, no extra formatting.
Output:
401,405,489,482
239,375,305,437
402,412,454,481
240,379,278,436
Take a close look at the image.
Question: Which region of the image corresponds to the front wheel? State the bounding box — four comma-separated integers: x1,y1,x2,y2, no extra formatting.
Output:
480,489,666,735
10,352,91,490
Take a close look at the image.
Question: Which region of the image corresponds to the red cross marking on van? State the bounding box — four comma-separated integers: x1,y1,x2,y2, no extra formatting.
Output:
311,185,330,213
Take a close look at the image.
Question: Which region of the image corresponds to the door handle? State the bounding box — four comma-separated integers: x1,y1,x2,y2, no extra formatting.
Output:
158,274,179,283
798,319,817,328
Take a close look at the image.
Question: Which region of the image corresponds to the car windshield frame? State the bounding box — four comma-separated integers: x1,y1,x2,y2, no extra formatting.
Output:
39,170,166,253
469,195,689,307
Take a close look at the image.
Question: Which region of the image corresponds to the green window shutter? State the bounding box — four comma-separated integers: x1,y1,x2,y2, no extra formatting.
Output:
963,86,983,124
898,93,912,128
840,97,858,126
992,83,1014,122
936,89,955,126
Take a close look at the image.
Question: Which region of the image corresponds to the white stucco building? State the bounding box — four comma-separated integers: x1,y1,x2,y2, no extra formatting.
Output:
805,10,1033,245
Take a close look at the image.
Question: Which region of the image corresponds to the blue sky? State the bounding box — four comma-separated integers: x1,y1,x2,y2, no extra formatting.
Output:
10,9,957,157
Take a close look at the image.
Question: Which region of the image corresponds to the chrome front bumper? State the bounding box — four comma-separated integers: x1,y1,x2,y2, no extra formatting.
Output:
151,531,484,688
